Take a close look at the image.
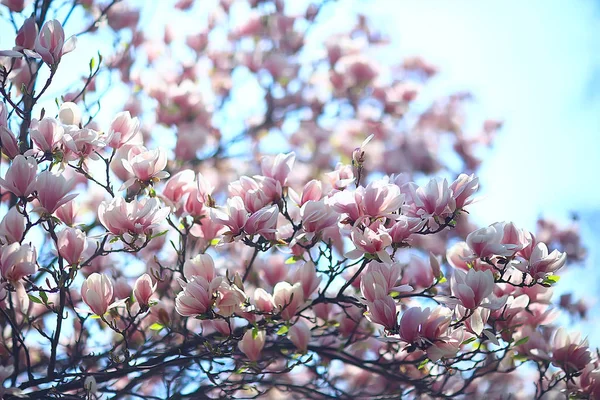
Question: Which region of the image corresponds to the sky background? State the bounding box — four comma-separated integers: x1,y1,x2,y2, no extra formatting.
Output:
1,0,599,341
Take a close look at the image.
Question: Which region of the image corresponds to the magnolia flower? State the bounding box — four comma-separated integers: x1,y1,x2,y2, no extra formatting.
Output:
0,207,26,244
260,152,295,186
14,15,38,51
210,196,249,242
121,146,169,190
98,197,169,239
253,288,275,313
526,243,567,280
28,19,77,65
466,223,517,259
365,295,397,330
56,227,87,266
134,273,156,308
0,243,37,282
0,155,37,198
451,269,495,309
106,111,141,149
183,254,216,282
214,280,246,317
81,273,114,316
58,102,82,126
551,328,591,374
290,261,322,300
238,329,266,361
361,180,404,218
29,117,64,154
273,282,304,321
34,171,78,214
175,276,222,317
288,319,311,353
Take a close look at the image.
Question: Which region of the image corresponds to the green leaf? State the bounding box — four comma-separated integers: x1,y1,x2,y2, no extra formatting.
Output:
285,256,301,265
150,230,168,240
542,275,560,285
252,327,258,339
149,322,164,331
109,236,120,244
89,56,96,72
28,294,42,304
461,337,477,346
39,291,49,304
235,367,248,374
438,276,447,284
513,354,529,362
513,336,529,347
276,325,289,335
417,358,430,370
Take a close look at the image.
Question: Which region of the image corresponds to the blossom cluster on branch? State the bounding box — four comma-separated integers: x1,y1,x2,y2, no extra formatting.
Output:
0,0,593,399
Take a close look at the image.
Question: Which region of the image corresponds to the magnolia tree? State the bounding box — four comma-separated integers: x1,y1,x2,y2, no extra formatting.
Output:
0,0,594,399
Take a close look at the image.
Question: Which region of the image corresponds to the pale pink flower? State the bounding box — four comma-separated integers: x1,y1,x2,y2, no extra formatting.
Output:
365,296,397,330
466,223,517,259
106,111,140,148
347,220,393,264
238,329,266,362
196,172,215,204
399,307,429,343
210,196,249,242
361,181,404,218
56,227,87,266
58,102,82,126
214,281,246,317
0,125,19,159
121,146,169,190
290,261,322,299
325,163,354,190
162,170,195,207
405,178,456,219
183,254,216,283
98,197,169,238
175,276,222,317
253,288,275,313
30,19,77,65
244,205,278,237
526,243,567,280
451,269,495,309
133,273,156,308
261,152,295,186
551,328,591,374
54,201,78,226
0,155,37,197
288,319,311,353
62,127,105,160
14,15,38,51
81,273,114,316
329,190,363,222
0,207,25,244
0,243,37,281
1,0,25,12
299,200,339,241
273,282,304,321
388,215,422,244
34,170,78,214
500,222,531,253
290,179,322,206
450,174,479,209
29,117,64,153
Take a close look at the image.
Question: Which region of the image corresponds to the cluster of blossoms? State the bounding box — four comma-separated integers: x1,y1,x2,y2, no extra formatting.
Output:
0,1,594,399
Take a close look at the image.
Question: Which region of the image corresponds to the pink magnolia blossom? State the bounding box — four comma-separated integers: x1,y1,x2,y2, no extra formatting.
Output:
329,190,363,223
466,223,517,259
175,276,222,317
30,19,77,65
134,273,156,308
404,178,456,220
347,219,393,264
183,254,216,282
62,127,105,161
551,328,591,374
0,243,37,282
121,146,169,190
253,288,275,313
365,295,397,331
238,329,266,362
260,152,295,186
0,207,25,244
299,200,339,241
451,269,495,309
325,163,354,190
449,174,479,209
34,170,78,214
106,111,141,149
361,180,404,218
288,319,311,353
525,243,567,280
29,117,64,154
273,282,304,321
56,227,87,266
0,155,37,197
98,197,169,238
1,0,25,12
162,170,195,208
244,205,278,237
58,102,82,126
388,215,422,244
214,281,246,317
290,179,322,206
210,196,249,242
14,15,38,51
54,201,78,226
0,125,19,159
81,273,114,316
290,261,322,299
